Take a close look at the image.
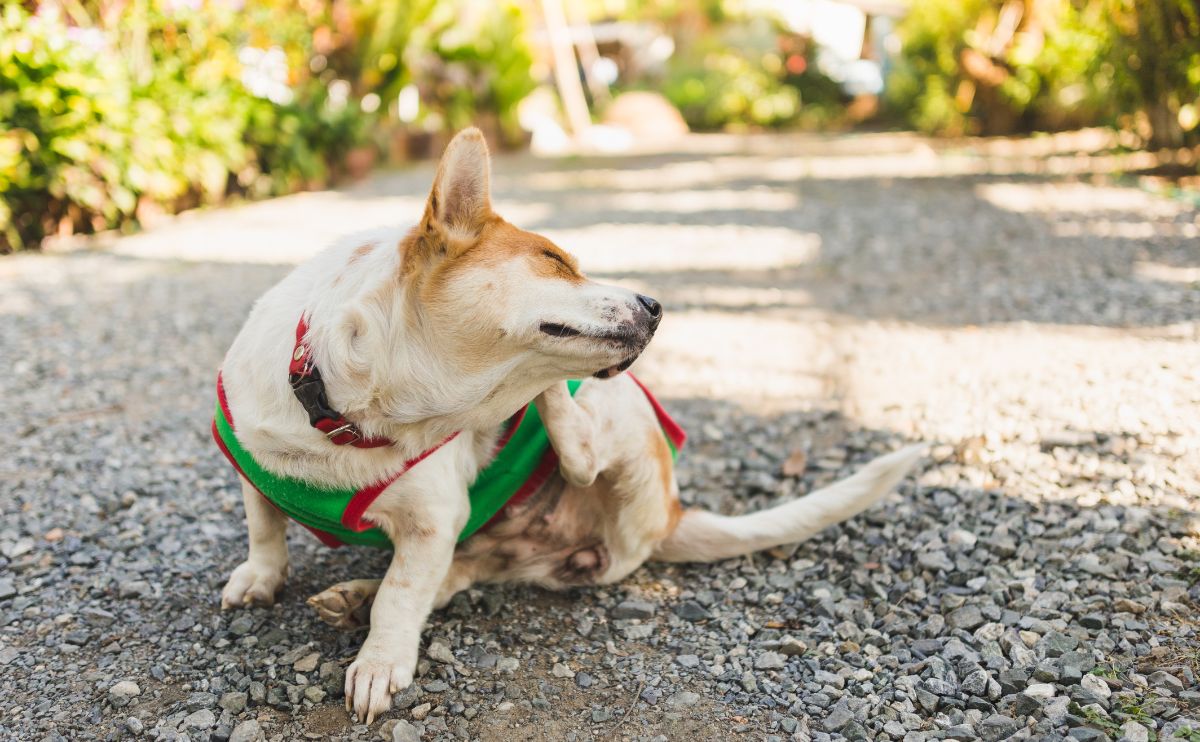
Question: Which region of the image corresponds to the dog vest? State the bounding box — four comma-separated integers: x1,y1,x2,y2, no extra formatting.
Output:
213,375,686,549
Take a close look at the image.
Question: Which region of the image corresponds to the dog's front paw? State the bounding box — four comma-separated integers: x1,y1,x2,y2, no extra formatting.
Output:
345,646,413,724
221,559,287,609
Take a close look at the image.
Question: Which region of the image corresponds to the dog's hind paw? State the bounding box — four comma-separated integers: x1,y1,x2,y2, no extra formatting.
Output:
555,543,610,585
307,579,378,629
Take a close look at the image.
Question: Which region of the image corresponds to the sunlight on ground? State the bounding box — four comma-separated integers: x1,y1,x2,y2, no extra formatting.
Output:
601,189,799,213
554,226,819,273
1136,261,1200,285
975,182,1194,218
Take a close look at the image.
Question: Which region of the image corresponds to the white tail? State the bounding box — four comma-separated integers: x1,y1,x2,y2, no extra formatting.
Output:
653,444,924,563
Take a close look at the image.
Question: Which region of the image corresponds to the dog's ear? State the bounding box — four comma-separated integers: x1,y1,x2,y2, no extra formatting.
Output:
420,128,493,246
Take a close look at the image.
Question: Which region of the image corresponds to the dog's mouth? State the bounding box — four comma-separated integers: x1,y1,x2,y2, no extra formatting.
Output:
593,356,636,379
538,322,645,378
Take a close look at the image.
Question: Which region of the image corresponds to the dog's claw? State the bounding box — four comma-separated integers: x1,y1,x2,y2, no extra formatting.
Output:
345,648,412,725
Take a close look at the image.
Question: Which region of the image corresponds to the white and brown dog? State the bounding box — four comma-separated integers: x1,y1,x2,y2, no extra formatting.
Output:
215,128,922,722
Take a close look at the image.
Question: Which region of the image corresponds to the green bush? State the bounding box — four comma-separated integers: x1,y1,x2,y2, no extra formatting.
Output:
659,16,843,131
0,2,350,251
887,0,1200,145
0,0,537,252
663,42,800,130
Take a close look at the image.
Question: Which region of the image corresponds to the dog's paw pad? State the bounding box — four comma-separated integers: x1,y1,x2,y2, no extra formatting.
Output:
556,544,610,584
307,583,373,629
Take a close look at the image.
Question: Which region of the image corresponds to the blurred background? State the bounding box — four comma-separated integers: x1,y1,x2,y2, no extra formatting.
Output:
2,0,1199,253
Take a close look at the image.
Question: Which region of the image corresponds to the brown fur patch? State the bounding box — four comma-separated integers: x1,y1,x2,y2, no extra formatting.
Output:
349,242,375,263
649,429,682,536
422,219,584,294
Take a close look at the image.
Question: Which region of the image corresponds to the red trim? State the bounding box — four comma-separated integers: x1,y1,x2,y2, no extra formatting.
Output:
492,405,528,454
217,373,234,422
627,373,687,449
340,432,460,532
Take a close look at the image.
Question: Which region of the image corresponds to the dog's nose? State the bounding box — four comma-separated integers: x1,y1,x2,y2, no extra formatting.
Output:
636,294,662,321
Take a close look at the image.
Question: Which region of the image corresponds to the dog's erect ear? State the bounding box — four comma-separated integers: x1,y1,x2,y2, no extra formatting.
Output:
421,128,493,243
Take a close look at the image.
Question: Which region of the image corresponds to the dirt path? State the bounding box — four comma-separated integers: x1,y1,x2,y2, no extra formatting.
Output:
2,132,1197,741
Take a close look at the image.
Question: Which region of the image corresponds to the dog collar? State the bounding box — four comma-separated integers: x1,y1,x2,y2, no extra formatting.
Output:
288,315,396,448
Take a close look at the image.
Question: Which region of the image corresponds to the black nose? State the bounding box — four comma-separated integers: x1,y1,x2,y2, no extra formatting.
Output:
636,294,662,320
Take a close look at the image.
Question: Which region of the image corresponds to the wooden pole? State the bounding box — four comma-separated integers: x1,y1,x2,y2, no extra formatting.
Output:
565,0,611,106
540,0,592,137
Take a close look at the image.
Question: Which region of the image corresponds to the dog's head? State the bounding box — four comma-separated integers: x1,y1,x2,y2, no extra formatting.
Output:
400,129,661,405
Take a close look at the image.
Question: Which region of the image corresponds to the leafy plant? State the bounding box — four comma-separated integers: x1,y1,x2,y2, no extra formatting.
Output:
887,0,1200,146
0,0,539,252
410,0,536,145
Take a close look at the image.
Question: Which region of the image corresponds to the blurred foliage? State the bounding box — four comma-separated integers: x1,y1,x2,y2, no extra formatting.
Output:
0,0,535,252
887,0,1200,146
411,0,537,142
654,12,845,131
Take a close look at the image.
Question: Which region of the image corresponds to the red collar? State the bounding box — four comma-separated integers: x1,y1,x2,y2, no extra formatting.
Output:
288,316,395,448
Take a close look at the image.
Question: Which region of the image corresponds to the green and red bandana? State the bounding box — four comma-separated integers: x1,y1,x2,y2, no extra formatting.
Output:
213,375,685,549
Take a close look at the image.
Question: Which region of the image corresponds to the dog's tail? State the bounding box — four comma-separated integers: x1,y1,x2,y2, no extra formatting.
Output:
652,444,924,563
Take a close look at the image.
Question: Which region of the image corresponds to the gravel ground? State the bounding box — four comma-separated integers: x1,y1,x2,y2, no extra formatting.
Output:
2,132,1198,742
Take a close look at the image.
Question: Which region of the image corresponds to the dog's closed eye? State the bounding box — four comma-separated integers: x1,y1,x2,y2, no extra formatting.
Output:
542,250,569,267
539,322,582,338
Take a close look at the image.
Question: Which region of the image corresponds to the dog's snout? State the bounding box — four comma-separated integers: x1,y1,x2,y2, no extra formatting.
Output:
636,294,662,321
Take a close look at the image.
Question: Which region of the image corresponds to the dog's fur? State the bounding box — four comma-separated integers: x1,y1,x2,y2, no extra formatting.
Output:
218,128,923,722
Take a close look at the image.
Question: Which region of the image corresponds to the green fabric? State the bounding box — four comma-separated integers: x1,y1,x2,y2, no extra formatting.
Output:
215,380,582,548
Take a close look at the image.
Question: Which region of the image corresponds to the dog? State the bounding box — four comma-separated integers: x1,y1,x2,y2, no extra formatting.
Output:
214,127,923,723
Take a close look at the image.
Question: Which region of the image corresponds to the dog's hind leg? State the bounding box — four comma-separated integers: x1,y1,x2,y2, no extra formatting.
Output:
308,579,379,629
536,381,601,487
221,477,290,608
309,560,478,629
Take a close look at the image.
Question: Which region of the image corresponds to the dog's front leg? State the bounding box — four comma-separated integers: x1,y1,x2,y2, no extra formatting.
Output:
345,487,467,724
221,477,289,608
536,381,600,487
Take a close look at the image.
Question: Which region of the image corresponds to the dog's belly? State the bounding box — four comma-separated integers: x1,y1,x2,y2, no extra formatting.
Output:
454,472,612,588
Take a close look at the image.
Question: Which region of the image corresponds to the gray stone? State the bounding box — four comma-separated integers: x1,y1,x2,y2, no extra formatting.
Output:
674,601,710,621
754,651,785,670
611,600,656,619
918,551,955,572
183,709,216,729
962,669,990,696
1148,670,1184,692
676,654,700,668
780,636,808,656
229,720,264,742
426,641,455,665
823,701,855,731
391,720,422,742
108,680,141,707
219,691,248,714
948,605,985,631
979,714,1019,741
668,691,701,707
